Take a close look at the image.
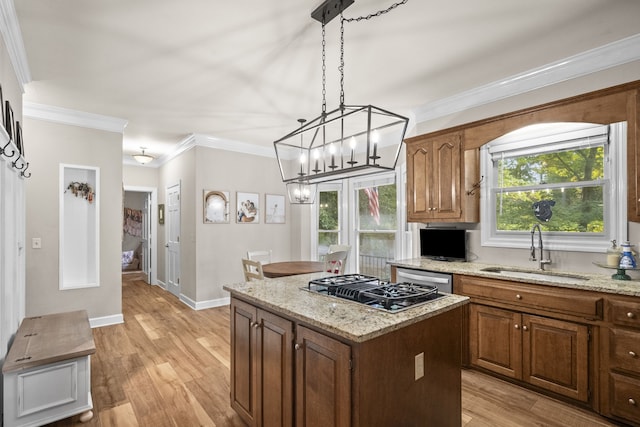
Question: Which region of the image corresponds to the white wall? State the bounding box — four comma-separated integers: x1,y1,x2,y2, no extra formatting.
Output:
24,118,124,320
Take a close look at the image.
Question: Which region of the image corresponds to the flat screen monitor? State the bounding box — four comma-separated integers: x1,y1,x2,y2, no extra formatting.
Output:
420,228,467,262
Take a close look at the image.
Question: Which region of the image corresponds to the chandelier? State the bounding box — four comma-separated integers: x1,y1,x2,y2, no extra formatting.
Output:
274,0,409,199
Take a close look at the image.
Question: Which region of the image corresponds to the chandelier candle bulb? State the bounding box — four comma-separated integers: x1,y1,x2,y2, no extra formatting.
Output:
348,136,357,165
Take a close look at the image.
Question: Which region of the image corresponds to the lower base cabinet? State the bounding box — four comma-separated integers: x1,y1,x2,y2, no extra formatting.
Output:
601,297,640,426
468,304,590,403
295,325,351,427
230,298,350,427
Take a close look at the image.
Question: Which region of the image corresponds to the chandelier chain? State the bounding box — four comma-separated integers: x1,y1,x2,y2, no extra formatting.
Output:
321,22,327,114
341,0,409,23
339,13,345,107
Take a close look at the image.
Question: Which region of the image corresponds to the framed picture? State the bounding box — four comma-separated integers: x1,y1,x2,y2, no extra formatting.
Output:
265,194,285,224
203,190,230,223
158,204,165,225
236,191,259,223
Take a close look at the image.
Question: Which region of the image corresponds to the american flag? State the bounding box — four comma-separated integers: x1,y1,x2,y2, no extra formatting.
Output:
363,187,380,225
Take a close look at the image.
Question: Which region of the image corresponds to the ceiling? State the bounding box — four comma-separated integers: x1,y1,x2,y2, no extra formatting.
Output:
13,0,640,165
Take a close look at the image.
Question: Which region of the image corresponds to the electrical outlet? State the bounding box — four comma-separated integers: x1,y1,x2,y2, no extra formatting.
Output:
32,237,42,249
415,352,424,380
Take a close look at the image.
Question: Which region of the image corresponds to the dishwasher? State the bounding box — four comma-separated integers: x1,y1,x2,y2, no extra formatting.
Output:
395,267,453,294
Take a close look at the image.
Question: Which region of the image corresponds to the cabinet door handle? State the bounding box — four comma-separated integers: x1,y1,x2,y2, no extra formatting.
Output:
294,343,301,350
627,312,636,319
629,398,637,406
514,324,520,330
630,351,637,358
522,325,529,331
252,322,260,329
516,294,522,300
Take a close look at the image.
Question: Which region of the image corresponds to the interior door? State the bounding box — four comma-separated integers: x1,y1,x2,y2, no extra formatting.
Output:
166,183,180,297
141,192,151,282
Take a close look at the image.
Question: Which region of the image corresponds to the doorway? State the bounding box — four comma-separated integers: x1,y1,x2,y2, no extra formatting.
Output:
166,182,181,297
123,186,158,285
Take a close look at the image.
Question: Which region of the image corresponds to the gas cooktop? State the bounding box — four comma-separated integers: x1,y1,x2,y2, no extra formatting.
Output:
307,274,443,313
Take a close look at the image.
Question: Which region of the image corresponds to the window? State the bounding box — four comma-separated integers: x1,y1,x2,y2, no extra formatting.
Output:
353,176,398,279
312,168,407,277
317,188,340,254
481,122,626,252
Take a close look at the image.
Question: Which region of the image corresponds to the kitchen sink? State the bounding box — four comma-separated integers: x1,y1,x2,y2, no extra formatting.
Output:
480,267,589,284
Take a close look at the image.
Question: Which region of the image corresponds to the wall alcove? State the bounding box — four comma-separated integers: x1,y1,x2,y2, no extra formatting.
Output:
59,164,100,289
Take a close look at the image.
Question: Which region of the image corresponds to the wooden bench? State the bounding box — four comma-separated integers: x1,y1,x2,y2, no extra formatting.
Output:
2,310,96,426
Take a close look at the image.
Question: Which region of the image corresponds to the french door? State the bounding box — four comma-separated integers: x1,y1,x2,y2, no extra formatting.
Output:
313,169,406,278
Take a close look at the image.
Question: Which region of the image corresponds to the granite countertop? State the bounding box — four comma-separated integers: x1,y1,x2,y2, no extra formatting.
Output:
389,258,640,297
223,272,469,343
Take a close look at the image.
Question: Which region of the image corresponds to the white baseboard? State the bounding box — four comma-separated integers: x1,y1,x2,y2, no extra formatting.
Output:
155,280,167,290
180,294,230,310
89,313,124,328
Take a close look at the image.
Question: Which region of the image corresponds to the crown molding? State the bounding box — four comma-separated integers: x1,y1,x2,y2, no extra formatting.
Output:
23,102,128,133
193,134,276,158
0,0,31,91
414,33,640,123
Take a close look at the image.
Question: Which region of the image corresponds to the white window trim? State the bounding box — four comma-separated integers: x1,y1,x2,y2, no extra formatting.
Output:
480,122,627,253
310,165,408,271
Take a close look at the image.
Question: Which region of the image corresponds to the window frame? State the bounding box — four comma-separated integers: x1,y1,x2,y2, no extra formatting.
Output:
480,122,627,253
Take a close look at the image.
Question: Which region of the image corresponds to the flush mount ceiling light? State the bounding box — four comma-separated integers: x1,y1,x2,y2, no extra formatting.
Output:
133,147,154,165
274,0,409,190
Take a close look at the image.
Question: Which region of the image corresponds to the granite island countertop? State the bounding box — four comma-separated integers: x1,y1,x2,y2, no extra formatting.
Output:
389,258,640,297
223,271,469,343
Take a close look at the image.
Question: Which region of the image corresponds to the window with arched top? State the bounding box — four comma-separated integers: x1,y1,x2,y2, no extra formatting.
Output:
480,122,627,253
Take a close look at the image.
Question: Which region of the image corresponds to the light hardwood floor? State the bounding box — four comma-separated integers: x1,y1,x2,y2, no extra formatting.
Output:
45,279,625,427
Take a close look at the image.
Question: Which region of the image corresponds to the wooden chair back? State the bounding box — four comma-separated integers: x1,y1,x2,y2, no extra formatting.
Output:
324,251,348,275
242,258,264,281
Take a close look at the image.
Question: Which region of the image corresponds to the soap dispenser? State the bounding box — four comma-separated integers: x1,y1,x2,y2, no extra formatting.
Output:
619,241,637,269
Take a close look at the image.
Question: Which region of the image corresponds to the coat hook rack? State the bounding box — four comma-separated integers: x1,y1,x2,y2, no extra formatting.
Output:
466,175,484,196
1,138,15,158
12,156,26,170
20,162,31,178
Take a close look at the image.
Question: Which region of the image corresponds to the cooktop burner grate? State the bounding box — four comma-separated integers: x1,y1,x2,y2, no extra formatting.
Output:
307,274,443,313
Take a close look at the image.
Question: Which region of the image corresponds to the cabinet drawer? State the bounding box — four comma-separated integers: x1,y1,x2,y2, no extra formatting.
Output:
609,372,640,425
458,276,602,318
608,298,640,328
609,328,640,374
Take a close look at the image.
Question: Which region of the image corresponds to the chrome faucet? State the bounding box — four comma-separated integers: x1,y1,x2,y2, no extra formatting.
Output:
530,224,552,270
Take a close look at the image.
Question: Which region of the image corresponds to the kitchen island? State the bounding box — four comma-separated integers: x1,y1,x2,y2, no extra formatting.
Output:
223,272,469,427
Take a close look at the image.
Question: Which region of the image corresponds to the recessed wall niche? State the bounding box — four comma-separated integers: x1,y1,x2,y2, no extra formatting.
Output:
59,164,100,289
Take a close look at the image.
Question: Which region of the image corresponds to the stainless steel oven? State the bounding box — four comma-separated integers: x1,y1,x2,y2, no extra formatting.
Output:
395,267,453,294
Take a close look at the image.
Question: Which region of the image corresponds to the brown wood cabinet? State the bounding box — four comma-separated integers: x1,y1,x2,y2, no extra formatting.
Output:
230,298,294,427
230,295,464,427
600,296,640,425
410,80,640,222
295,325,351,427
406,131,479,222
459,275,598,404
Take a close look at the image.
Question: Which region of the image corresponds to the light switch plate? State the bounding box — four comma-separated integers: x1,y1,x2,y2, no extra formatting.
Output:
415,352,424,380
32,237,42,249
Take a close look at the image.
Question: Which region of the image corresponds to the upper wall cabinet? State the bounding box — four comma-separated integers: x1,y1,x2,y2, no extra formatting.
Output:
406,131,479,223
408,80,640,223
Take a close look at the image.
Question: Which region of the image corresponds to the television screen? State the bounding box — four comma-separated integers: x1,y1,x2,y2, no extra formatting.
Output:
420,228,467,261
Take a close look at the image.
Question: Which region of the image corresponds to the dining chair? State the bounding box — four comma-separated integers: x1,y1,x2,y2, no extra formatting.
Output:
324,251,349,275
242,258,264,281
328,244,351,272
247,250,272,265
